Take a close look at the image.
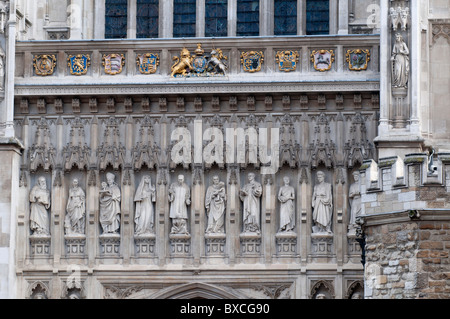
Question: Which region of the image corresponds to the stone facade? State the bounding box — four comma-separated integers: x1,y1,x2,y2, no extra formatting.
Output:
0,0,449,299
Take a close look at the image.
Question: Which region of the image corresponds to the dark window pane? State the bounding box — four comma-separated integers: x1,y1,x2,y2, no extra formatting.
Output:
173,0,196,37
274,0,297,35
105,0,128,39
237,0,259,36
205,0,228,37
137,0,159,38
306,0,329,35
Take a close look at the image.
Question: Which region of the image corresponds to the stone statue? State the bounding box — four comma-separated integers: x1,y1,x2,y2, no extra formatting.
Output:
168,175,191,235
99,173,121,234
348,171,361,233
134,175,156,235
312,171,333,234
64,178,86,235
391,33,410,88
239,172,262,233
278,176,295,232
29,176,51,236
205,175,226,234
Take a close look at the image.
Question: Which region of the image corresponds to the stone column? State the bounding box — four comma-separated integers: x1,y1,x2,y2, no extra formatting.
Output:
228,0,236,36
297,0,306,35
260,0,273,36
337,0,349,35
196,0,205,37
0,0,24,299
160,0,173,38
128,0,137,39
93,0,105,39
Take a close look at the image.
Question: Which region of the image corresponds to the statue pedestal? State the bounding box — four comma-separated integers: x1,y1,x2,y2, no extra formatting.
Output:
311,233,334,256
30,234,51,256
205,233,226,256
169,233,191,256
64,234,86,256
275,231,297,256
99,233,120,257
239,232,261,256
134,233,156,256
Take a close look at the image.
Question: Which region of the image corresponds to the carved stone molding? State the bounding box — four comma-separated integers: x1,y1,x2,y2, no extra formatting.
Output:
431,22,450,45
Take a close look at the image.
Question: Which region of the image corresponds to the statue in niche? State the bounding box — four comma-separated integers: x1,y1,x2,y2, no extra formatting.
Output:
134,175,156,235
29,176,51,236
391,33,410,89
64,178,86,235
239,172,262,234
278,176,295,233
312,171,333,234
348,171,362,234
205,175,226,234
168,175,191,235
99,173,121,234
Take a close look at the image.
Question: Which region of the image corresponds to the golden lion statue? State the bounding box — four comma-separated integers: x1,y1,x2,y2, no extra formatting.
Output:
171,48,193,77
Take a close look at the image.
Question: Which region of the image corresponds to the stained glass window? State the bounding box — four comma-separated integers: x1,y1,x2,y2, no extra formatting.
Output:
237,0,259,37
137,0,159,38
306,0,329,35
105,0,128,39
173,0,196,38
205,0,228,37
274,0,297,35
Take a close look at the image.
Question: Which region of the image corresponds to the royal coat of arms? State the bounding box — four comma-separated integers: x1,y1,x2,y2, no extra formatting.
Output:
241,51,264,73
33,54,57,76
311,49,335,72
136,53,159,74
346,49,370,71
275,50,299,72
68,54,91,75
171,44,228,77
102,53,125,75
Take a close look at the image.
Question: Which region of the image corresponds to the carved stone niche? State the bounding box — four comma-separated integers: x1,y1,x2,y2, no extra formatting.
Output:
99,233,120,257
169,233,191,256
311,233,333,255
205,233,226,256
347,233,362,256
134,233,156,256
275,232,297,256
30,234,51,257
65,234,86,257
239,232,261,256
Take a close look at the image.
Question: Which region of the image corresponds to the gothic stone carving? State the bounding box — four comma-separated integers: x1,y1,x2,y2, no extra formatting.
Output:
99,173,121,234
312,171,333,234
391,33,410,89
169,175,191,235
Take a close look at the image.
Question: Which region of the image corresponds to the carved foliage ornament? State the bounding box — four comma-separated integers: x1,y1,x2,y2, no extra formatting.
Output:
310,50,335,72
33,54,57,76
136,52,159,74
102,53,125,75
241,51,264,73
68,54,91,76
346,49,370,71
275,50,299,72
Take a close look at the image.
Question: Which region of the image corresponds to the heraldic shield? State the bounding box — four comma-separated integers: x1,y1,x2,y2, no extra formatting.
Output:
68,54,91,75
136,53,159,74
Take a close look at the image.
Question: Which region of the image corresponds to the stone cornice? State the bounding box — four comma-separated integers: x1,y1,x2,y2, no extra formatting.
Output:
14,81,380,96
361,209,450,227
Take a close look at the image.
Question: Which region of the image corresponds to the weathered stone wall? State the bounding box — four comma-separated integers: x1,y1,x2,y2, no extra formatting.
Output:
364,217,450,299
360,153,450,299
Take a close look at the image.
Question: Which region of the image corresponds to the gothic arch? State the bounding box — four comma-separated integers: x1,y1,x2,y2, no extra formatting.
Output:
147,282,244,299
